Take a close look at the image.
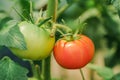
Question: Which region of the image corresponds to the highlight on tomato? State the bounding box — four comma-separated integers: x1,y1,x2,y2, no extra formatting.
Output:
53,35,95,69
10,21,55,60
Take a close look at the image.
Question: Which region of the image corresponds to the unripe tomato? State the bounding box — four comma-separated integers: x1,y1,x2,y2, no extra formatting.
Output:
10,21,55,60
53,35,94,69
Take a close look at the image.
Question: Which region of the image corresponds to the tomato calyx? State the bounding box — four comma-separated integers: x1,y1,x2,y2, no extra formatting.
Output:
63,34,81,42
65,35,73,41
52,23,84,41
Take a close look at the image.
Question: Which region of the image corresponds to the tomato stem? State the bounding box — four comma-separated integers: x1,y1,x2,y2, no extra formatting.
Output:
50,23,57,37
47,0,58,22
57,4,69,18
35,9,43,25
29,0,34,23
47,0,58,36
55,23,72,33
41,0,58,80
80,69,85,80
53,0,58,22
73,23,87,38
51,23,73,37
41,56,51,80
57,28,65,36
29,61,41,80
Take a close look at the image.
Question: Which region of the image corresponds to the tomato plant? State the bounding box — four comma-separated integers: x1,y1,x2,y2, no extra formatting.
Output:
10,21,55,60
53,35,94,69
1,0,120,80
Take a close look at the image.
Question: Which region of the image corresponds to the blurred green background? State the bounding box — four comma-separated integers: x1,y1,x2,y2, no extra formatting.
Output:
0,0,120,80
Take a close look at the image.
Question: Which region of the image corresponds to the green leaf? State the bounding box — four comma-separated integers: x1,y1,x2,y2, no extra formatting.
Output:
111,0,120,17
87,63,114,80
0,46,2,50
38,17,52,27
0,11,9,20
111,73,120,80
19,0,30,20
0,20,27,50
0,12,12,30
0,56,28,80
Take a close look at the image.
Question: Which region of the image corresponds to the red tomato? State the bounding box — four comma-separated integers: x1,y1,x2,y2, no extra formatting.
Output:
53,35,94,69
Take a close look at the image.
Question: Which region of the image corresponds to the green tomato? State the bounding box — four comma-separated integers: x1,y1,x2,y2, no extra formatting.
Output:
10,21,55,60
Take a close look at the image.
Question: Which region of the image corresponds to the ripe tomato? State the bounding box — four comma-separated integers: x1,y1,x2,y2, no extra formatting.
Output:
53,35,94,69
10,21,55,60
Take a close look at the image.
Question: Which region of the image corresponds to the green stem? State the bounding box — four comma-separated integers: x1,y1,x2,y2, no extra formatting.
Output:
35,9,43,24
47,0,58,22
57,28,65,36
29,0,34,23
79,8,100,23
29,61,41,80
47,0,58,37
80,69,85,80
41,0,58,80
57,4,69,18
73,23,87,37
50,23,57,37
55,23,72,33
42,56,51,80
35,65,41,80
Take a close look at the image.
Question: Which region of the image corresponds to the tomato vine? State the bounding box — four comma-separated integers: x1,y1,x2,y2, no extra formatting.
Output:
0,0,96,80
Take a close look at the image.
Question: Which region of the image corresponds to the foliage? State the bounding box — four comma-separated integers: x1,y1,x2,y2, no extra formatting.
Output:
111,0,120,17
58,0,120,68
111,73,120,80
0,20,27,50
88,64,114,80
0,56,28,80
0,0,120,80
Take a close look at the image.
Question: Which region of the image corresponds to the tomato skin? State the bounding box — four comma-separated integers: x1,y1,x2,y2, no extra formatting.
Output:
10,21,55,60
53,35,94,69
